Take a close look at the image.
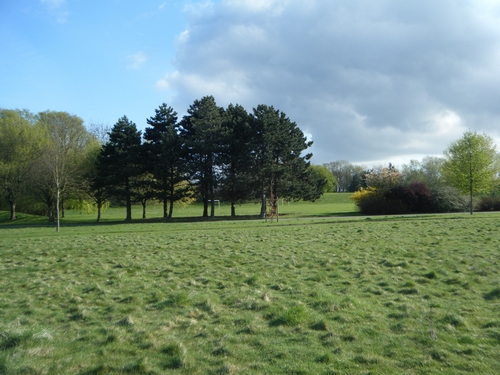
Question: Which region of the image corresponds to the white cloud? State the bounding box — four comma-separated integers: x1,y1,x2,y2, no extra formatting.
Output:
127,52,148,69
161,0,500,164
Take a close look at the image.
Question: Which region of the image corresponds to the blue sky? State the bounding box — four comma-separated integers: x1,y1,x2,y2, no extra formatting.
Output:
2,0,500,166
1,0,189,128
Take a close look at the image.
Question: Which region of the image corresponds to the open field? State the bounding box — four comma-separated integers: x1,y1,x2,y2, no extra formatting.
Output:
0,193,356,226
1,201,500,374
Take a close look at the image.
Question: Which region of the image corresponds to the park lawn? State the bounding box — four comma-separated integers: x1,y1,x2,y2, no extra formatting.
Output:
3,193,354,224
1,211,500,374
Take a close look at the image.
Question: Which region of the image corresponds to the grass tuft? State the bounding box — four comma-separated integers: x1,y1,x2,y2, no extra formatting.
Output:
274,304,310,326
0,330,31,350
484,287,500,300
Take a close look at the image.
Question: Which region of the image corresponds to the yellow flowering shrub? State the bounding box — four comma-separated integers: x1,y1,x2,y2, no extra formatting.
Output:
350,186,379,206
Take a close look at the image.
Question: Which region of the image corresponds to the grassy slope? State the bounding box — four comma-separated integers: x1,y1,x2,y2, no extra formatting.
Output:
1,198,500,374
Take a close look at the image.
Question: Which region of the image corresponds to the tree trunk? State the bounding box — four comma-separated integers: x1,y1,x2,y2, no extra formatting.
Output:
142,201,147,219
231,202,236,217
96,205,101,222
56,186,60,232
203,198,208,217
210,188,215,218
163,198,168,219
260,192,266,218
125,177,132,221
61,196,65,218
168,199,174,219
9,200,16,221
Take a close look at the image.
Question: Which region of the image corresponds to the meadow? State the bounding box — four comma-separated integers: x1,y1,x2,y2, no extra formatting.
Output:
1,194,500,374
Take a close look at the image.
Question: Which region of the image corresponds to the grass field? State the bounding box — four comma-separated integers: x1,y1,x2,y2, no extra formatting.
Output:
1,195,500,374
0,193,355,226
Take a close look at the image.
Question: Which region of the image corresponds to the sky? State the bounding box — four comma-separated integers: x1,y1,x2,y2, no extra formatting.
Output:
2,0,500,167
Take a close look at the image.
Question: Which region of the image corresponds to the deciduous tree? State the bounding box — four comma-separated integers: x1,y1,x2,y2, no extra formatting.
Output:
37,111,96,231
0,109,47,220
443,130,498,214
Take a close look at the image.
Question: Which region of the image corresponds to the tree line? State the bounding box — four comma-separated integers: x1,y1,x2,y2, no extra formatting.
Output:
326,131,500,215
0,96,328,224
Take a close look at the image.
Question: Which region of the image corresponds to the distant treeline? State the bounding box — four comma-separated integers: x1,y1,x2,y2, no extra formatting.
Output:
0,96,330,222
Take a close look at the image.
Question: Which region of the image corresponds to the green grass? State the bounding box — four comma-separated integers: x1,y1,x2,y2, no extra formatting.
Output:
1,202,500,374
0,193,356,225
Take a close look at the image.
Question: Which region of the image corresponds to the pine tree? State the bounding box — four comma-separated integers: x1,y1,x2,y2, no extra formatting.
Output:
97,116,142,221
144,103,188,219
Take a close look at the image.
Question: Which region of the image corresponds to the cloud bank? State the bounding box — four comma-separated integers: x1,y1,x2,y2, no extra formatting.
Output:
157,0,500,165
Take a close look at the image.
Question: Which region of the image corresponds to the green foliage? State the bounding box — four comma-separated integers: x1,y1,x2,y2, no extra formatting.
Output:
0,109,48,220
352,181,467,215
144,103,187,219
219,104,256,216
309,165,336,193
401,156,445,189
278,304,311,326
477,196,500,211
98,116,143,221
429,185,468,213
180,96,225,218
324,160,366,192
66,198,110,215
252,104,314,216
443,130,498,214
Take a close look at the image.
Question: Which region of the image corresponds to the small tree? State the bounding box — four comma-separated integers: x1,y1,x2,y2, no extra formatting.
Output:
443,131,498,214
309,165,336,193
37,111,95,231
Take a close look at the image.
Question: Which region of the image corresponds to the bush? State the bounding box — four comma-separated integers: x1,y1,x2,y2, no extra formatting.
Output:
350,187,378,206
357,194,408,215
478,196,500,211
352,183,467,215
386,182,434,213
430,186,468,213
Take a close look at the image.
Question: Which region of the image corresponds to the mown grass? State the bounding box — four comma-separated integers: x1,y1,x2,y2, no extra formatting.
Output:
1,206,500,374
0,193,356,226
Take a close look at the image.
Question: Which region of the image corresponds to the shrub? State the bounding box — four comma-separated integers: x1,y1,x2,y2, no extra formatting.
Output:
478,196,500,211
352,182,466,215
350,187,378,206
430,186,468,213
357,194,408,215
352,183,433,215
386,182,434,213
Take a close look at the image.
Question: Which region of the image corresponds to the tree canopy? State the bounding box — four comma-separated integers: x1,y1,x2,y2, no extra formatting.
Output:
443,130,498,214
1,99,325,222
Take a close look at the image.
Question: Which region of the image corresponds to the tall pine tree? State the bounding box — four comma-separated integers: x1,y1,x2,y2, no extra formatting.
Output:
251,105,314,217
144,103,187,219
219,104,257,216
97,116,142,221
180,96,224,217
